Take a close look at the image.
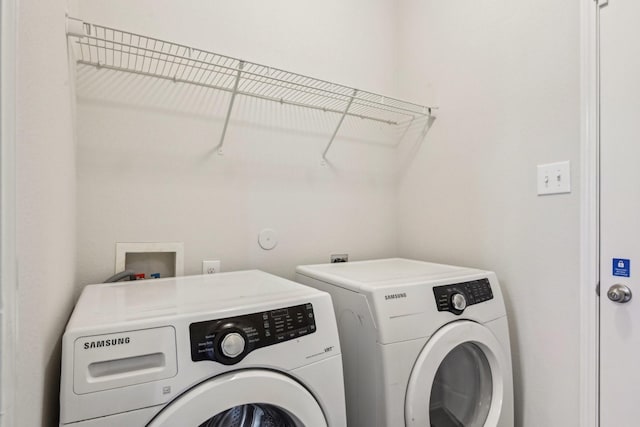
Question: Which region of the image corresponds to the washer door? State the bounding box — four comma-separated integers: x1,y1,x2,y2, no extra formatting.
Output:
405,321,509,427
147,370,327,427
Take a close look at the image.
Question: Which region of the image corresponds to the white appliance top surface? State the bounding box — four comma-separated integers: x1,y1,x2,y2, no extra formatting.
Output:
69,270,323,329
296,258,486,291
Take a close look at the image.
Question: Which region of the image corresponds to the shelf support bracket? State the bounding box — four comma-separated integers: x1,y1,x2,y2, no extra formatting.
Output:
66,16,88,38
322,89,358,164
215,61,244,155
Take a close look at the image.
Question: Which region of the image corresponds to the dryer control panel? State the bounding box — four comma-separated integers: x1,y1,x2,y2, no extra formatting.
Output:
189,303,316,365
433,278,493,315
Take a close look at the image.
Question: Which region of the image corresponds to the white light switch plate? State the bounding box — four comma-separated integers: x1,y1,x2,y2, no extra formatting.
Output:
537,161,571,195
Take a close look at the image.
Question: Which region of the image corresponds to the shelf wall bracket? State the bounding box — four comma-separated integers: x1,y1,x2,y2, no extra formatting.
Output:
66,16,87,38
215,61,244,155
321,89,358,164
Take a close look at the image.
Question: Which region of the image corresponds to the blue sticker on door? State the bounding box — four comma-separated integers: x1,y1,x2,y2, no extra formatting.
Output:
613,258,630,277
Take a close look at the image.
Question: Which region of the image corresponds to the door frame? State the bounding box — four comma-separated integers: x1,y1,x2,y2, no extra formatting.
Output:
580,0,600,426
0,0,17,425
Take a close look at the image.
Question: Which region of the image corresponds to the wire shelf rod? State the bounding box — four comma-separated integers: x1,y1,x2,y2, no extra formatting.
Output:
76,39,355,105
75,38,361,107
73,33,432,116
76,41,411,120
76,60,399,125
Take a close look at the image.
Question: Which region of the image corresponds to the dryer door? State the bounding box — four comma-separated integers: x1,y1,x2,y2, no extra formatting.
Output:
147,370,327,427
405,321,509,427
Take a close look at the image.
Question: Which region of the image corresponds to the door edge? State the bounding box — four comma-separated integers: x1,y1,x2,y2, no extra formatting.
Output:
0,0,17,425
579,0,600,426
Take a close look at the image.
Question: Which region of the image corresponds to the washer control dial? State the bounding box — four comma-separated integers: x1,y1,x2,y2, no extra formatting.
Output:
190,303,317,364
220,332,245,358
451,293,467,311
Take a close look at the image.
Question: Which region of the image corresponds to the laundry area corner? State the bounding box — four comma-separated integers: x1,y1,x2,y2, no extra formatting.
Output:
5,0,592,426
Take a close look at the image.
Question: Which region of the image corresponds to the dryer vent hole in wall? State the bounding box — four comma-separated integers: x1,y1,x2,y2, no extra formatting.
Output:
331,254,349,263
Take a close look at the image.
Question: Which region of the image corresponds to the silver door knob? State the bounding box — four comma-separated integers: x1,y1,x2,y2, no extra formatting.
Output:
607,284,632,303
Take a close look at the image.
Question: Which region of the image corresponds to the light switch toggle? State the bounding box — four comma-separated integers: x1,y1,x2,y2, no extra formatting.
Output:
537,161,571,195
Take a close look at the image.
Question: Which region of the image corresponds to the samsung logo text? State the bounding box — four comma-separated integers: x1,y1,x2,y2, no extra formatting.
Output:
384,293,407,300
84,337,130,349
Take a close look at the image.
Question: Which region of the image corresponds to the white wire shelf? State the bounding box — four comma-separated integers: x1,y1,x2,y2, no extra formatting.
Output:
66,17,436,161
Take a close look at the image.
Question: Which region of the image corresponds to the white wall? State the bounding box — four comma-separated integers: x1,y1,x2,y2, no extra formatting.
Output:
15,0,77,425
74,0,400,285
395,1,581,426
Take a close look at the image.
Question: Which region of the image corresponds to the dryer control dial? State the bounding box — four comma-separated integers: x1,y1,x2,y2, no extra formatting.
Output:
220,332,246,358
451,293,467,311
433,278,493,315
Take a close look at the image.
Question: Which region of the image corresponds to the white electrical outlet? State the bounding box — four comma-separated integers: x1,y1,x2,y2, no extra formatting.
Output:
537,161,571,195
202,260,221,274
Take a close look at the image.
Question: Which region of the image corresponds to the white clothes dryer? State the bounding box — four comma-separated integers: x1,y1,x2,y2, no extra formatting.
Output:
59,270,347,427
295,258,513,427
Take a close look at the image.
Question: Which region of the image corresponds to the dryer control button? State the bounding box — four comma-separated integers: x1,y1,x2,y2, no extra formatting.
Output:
451,293,467,311
221,332,246,358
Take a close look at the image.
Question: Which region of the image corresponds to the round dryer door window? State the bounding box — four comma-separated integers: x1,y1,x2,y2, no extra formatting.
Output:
429,342,492,426
405,321,510,427
147,370,327,427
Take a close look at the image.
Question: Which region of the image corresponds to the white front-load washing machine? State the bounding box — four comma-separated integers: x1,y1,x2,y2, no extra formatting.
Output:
295,258,514,427
59,270,347,427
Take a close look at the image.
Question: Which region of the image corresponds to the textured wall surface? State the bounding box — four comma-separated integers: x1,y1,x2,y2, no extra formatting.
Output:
15,0,77,425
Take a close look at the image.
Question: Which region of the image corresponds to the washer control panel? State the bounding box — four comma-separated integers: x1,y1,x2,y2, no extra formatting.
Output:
433,278,493,315
190,303,316,365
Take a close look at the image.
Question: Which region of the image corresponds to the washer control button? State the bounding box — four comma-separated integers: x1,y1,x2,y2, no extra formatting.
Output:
220,332,246,358
451,293,467,311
